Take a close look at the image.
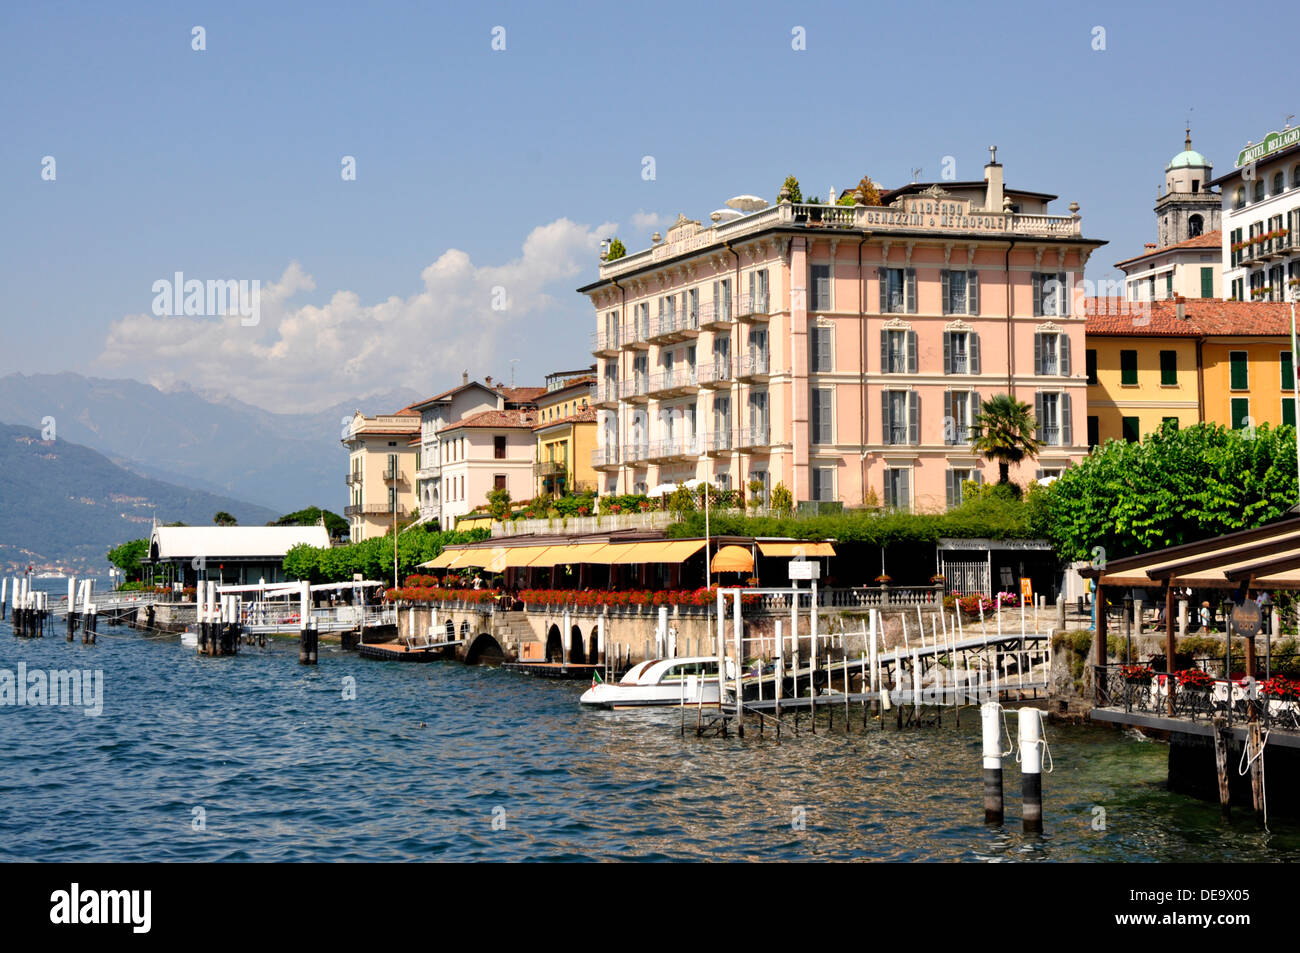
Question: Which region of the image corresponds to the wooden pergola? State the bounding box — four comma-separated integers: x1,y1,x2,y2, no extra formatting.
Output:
1082,513,1300,712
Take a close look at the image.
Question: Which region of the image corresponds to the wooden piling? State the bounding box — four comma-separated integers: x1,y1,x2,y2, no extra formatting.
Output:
1211,716,1232,817
1247,722,1265,817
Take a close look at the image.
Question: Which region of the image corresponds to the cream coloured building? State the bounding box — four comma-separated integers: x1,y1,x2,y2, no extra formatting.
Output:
342,407,420,541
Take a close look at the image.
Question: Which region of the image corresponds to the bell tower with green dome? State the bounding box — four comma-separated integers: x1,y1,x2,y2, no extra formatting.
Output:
1155,127,1220,247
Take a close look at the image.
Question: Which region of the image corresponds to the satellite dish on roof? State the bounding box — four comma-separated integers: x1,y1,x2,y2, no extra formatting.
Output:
726,195,768,213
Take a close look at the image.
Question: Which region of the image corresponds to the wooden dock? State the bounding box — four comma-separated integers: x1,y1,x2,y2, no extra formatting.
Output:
502,660,607,680
357,640,458,662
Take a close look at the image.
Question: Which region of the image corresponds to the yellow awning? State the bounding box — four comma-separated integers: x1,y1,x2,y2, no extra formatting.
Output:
501,546,550,568
421,549,466,569
456,517,493,531
607,539,707,564
758,541,836,558
480,547,511,573
528,543,611,567
711,545,754,573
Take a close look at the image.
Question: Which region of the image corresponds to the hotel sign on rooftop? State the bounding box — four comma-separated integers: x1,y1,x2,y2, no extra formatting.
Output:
1235,127,1300,168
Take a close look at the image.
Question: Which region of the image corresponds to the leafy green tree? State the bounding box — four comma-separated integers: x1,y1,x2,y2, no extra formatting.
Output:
107,539,149,581
274,505,348,536
1042,421,1298,562
487,487,512,521
971,394,1043,485
853,175,882,206
667,484,696,519
770,481,794,517
779,175,802,204
606,237,626,261
213,511,237,526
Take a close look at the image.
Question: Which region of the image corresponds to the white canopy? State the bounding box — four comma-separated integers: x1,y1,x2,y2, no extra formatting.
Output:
726,195,768,212
150,525,330,560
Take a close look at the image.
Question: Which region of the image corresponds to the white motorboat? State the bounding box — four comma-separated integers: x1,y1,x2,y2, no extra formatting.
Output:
180,627,198,647
580,656,735,709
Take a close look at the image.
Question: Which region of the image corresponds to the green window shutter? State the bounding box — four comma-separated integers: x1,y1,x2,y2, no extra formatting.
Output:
1120,350,1138,385
1159,350,1177,386
1284,398,1297,428
1122,417,1140,443
1230,351,1248,390
1231,397,1250,430
1165,273,1173,298
1200,267,1214,298
1282,350,1294,391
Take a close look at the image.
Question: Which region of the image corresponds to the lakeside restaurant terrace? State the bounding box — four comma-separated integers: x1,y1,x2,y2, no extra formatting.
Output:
1085,513,1300,744
415,532,942,611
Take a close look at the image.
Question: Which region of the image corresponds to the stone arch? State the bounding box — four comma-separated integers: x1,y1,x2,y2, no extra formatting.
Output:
587,628,600,665
569,625,586,664
444,618,455,641
460,620,471,641
545,624,564,662
1188,214,1203,238
465,633,505,665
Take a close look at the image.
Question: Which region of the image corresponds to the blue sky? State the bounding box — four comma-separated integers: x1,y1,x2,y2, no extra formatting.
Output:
2,0,1295,411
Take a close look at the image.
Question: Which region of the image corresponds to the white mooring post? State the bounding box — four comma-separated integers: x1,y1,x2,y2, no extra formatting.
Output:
1019,707,1044,833
981,701,1004,823
656,606,668,657
731,592,743,731
596,615,606,666
774,619,784,715
562,609,572,664
1,577,7,621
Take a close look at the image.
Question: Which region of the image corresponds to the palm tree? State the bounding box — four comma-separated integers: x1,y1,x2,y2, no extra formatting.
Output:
970,394,1043,485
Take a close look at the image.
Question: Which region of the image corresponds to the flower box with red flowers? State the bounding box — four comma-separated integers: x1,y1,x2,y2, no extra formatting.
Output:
1119,664,1155,684
1260,676,1300,701
1175,668,1215,690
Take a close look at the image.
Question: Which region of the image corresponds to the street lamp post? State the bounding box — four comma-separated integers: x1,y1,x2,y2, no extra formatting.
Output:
1291,287,1299,500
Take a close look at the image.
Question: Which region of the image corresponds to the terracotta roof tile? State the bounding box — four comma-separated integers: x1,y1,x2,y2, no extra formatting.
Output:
1114,230,1222,268
1084,297,1293,337
498,386,546,405
438,408,536,434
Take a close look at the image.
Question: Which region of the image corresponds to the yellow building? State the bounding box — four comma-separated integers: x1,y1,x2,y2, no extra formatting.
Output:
532,371,597,497
1085,298,1295,446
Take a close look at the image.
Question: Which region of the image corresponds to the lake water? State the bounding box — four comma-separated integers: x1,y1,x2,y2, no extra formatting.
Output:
2,586,1298,861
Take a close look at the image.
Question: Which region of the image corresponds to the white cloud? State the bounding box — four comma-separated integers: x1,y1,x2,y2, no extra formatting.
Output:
96,218,615,413
629,210,663,232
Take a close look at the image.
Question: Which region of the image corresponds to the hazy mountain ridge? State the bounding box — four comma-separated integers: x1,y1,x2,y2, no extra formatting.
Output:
0,423,279,572
0,373,422,512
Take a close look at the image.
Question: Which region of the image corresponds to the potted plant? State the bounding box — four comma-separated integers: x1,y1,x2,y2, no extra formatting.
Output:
1175,668,1214,693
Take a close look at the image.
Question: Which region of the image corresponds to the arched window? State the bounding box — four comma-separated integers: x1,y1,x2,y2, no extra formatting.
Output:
1235,188,1246,210
1293,164,1300,188
1254,179,1266,202
1273,172,1285,195
1188,214,1203,238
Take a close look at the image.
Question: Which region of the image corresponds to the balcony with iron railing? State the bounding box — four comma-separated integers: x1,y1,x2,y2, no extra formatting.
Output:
736,291,769,321
593,383,619,407
533,459,566,478
1040,425,1062,446
345,472,361,486
590,328,622,355
705,431,734,455
344,503,392,517
647,437,697,462
736,351,770,381
697,360,734,388
383,466,407,484
647,367,699,397
623,443,651,464
619,376,650,403
591,446,620,469
625,317,652,349
738,425,771,449
698,298,734,330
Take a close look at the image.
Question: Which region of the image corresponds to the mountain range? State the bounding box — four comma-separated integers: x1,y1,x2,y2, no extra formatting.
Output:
0,423,283,572
0,373,422,513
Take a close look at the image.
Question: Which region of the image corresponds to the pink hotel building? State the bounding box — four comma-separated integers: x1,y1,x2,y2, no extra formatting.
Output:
578,158,1106,510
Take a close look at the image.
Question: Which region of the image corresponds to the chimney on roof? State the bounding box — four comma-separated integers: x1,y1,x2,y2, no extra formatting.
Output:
983,145,1003,212
1145,243,1157,249
462,370,469,385
485,375,492,386
1175,294,1186,321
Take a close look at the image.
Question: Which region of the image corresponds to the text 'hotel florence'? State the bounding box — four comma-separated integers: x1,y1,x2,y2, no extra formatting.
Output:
579,151,1105,511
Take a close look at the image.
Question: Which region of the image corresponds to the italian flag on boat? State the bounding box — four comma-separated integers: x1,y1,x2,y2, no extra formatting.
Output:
591,670,603,689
